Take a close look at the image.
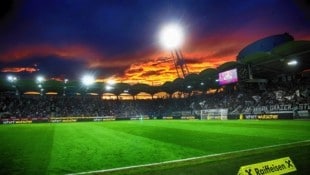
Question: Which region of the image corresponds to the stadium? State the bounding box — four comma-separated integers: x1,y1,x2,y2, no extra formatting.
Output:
1,1,310,174
0,31,310,175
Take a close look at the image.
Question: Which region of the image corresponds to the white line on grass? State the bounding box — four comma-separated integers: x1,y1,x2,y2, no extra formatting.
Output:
69,139,310,175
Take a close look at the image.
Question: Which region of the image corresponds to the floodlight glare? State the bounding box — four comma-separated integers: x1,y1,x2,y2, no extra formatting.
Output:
7,75,17,82
105,85,114,91
36,76,45,83
159,24,184,50
82,75,95,86
287,60,298,66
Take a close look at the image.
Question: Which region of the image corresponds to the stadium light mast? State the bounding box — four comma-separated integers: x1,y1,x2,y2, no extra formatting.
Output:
159,23,189,78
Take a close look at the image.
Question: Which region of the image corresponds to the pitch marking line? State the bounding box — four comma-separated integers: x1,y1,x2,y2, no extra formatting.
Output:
69,139,310,175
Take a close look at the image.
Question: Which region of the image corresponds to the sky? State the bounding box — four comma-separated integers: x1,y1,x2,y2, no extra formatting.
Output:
0,0,310,85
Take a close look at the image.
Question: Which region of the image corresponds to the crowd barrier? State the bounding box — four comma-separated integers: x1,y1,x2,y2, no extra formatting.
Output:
1,111,308,124
230,111,309,120
0,116,115,124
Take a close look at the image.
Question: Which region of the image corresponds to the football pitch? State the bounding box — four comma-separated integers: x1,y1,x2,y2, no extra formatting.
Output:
0,120,309,175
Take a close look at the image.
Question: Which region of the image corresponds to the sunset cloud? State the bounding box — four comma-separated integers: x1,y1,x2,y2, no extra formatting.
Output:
1,67,38,73
0,0,309,85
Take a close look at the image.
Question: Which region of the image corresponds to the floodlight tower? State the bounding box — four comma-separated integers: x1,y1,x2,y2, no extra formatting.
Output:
159,24,189,78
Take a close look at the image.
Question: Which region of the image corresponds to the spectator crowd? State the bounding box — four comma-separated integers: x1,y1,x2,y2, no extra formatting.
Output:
0,80,309,119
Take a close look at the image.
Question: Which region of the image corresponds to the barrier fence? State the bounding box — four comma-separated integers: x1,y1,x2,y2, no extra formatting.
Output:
0,109,309,124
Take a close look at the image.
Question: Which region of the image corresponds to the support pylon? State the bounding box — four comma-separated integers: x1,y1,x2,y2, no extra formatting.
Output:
171,49,189,78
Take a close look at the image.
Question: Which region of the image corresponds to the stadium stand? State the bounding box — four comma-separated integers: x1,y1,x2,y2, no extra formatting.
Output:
0,78,308,120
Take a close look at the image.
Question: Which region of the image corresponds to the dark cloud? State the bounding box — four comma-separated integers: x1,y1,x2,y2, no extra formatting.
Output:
0,56,87,79
209,47,240,59
141,70,164,77
185,58,204,64
126,68,144,75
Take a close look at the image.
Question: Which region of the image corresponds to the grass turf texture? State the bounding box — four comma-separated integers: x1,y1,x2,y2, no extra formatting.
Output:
0,120,309,175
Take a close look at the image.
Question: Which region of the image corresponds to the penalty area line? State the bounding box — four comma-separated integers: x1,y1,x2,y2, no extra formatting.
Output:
69,139,310,175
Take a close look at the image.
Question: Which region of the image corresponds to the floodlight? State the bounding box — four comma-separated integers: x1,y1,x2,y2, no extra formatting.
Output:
82,75,95,86
36,76,45,83
105,85,114,91
64,79,69,83
287,60,298,66
159,24,184,50
7,75,17,82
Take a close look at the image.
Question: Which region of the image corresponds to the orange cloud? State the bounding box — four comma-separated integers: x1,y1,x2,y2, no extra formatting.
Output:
101,48,236,85
104,33,244,85
1,67,38,73
106,26,285,85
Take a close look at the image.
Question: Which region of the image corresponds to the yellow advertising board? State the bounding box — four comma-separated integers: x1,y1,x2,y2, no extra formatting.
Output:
238,157,296,175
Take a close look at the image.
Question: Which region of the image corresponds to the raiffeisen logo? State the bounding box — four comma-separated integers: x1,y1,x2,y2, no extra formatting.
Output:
238,157,297,175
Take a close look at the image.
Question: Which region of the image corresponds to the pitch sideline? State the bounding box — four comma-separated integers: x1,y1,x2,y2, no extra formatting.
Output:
69,139,310,175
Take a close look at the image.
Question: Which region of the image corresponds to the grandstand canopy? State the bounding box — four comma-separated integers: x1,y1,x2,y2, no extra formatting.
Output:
237,33,310,78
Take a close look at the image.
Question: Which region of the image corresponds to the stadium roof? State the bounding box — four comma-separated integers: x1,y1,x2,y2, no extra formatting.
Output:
237,33,310,78
237,33,294,61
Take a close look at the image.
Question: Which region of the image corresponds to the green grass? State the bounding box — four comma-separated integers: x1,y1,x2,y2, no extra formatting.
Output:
0,120,309,175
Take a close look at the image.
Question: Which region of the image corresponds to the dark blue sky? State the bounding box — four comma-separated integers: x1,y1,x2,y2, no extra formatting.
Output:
0,0,310,84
